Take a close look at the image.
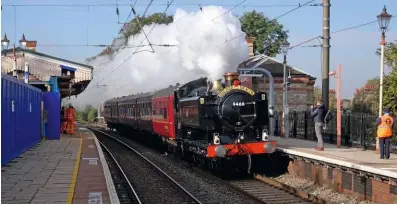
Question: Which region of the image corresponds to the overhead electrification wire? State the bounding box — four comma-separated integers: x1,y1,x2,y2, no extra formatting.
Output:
289,15,397,50
220,0,317,45
2,3,314,8
131,0,155,52
211,0,247,21
34,44,178,47
92,0,138,79
93,0,174,88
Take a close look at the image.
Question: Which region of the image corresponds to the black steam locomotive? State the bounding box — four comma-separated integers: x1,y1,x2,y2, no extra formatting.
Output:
173,72,275,173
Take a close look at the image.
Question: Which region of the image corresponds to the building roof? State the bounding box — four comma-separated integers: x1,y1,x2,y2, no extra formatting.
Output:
2,47,94,70
238,54,316,80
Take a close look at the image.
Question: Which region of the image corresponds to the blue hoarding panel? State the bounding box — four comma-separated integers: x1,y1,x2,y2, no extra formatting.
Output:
1,75,42,166
43,92,61,140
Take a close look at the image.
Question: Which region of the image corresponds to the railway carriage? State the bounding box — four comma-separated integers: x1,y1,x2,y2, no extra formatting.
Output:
103,72,276,175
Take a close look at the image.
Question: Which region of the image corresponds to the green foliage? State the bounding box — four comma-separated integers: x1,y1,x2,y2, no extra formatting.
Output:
376,41,397,69
239,10,289,57
75,105,97,122
312,86,336,111
383,69,397,114
354,41,397,115
378,40,397,114
75,110,87,122
351,78,379,114
87,108,98,122
122,13,174,42
92,10,289,59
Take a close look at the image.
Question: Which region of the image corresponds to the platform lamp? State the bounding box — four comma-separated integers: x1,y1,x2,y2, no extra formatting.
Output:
282,40,290,138
1,33,10,56
376,6,392,153
19,33,28,53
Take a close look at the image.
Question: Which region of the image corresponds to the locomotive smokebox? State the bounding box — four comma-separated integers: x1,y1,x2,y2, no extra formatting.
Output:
223,72,239,87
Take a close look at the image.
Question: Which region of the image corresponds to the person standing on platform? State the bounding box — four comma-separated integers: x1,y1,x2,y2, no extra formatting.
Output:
377,108,394,159
61,106,67,134
66,104,76,135
311,100,327,151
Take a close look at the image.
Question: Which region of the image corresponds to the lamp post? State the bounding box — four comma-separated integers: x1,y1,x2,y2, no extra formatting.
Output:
19,33,28,49
1,33,10,52
282,40,290,138
1,33,28,79
329,64,342,148
376,6,392,153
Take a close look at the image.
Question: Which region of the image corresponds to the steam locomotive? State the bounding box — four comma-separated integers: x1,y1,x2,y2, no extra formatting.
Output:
103,72,276,174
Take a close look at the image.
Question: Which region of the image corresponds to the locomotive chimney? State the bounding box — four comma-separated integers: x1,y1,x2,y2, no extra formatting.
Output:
223,72,239,87
210,79,223,93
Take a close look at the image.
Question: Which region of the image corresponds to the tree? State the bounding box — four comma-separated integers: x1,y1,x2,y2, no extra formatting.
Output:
351,78,379,114
92,13,173,59
122,13,174,42
240,10,289,57
376,40,397,114
383,69,397,114
312,86,337,111
376,41,397,70
87,108,98,122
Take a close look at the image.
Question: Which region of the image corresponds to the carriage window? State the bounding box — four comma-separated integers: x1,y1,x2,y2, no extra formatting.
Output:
163,108,167,119
149,102,152,116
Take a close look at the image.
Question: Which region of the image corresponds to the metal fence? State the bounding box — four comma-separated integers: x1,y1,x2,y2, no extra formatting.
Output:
273,111,397,153
1,75,42,166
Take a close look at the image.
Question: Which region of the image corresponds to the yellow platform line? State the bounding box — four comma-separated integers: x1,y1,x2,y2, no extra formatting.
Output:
67,133,83,204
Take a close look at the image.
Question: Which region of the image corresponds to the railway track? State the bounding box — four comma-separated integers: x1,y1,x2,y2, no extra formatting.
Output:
228,179,312,204
99,141,141,203
88,125,322,204
91,128,202,204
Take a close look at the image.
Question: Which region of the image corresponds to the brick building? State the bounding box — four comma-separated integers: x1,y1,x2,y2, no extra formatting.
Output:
238,37,316,112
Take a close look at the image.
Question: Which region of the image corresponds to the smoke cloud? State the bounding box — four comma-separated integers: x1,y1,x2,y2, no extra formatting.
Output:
66,5,249,110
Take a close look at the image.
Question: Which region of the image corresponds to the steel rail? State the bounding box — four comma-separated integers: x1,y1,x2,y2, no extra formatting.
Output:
98,140,142,204
91,128,202,204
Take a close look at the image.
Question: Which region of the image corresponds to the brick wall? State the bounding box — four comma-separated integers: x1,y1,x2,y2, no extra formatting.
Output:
286,158,397,203
252,76,315,112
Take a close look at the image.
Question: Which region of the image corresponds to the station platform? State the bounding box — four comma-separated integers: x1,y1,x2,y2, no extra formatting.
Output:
274,136,397,179
1,125,119,204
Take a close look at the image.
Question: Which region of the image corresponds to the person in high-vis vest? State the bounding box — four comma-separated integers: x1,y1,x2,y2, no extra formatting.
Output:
377,108,394,159
66,104,76,135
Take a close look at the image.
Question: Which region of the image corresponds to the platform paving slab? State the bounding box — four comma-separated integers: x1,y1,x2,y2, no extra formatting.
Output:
1,125,118,204
274,136,397,179
1,136,79,204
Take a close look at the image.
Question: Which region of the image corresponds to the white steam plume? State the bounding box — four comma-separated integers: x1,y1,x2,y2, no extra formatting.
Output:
66,6,249,110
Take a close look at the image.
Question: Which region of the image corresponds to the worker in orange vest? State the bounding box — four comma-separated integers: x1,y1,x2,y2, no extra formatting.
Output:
66,104,76,135
377,108,394,159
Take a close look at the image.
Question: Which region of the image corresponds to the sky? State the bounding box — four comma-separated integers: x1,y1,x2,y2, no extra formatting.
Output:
1,0,397,99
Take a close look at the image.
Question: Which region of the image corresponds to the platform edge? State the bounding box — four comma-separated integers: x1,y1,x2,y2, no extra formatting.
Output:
67,136,83,203
90,129,120,204
277,147,397,179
